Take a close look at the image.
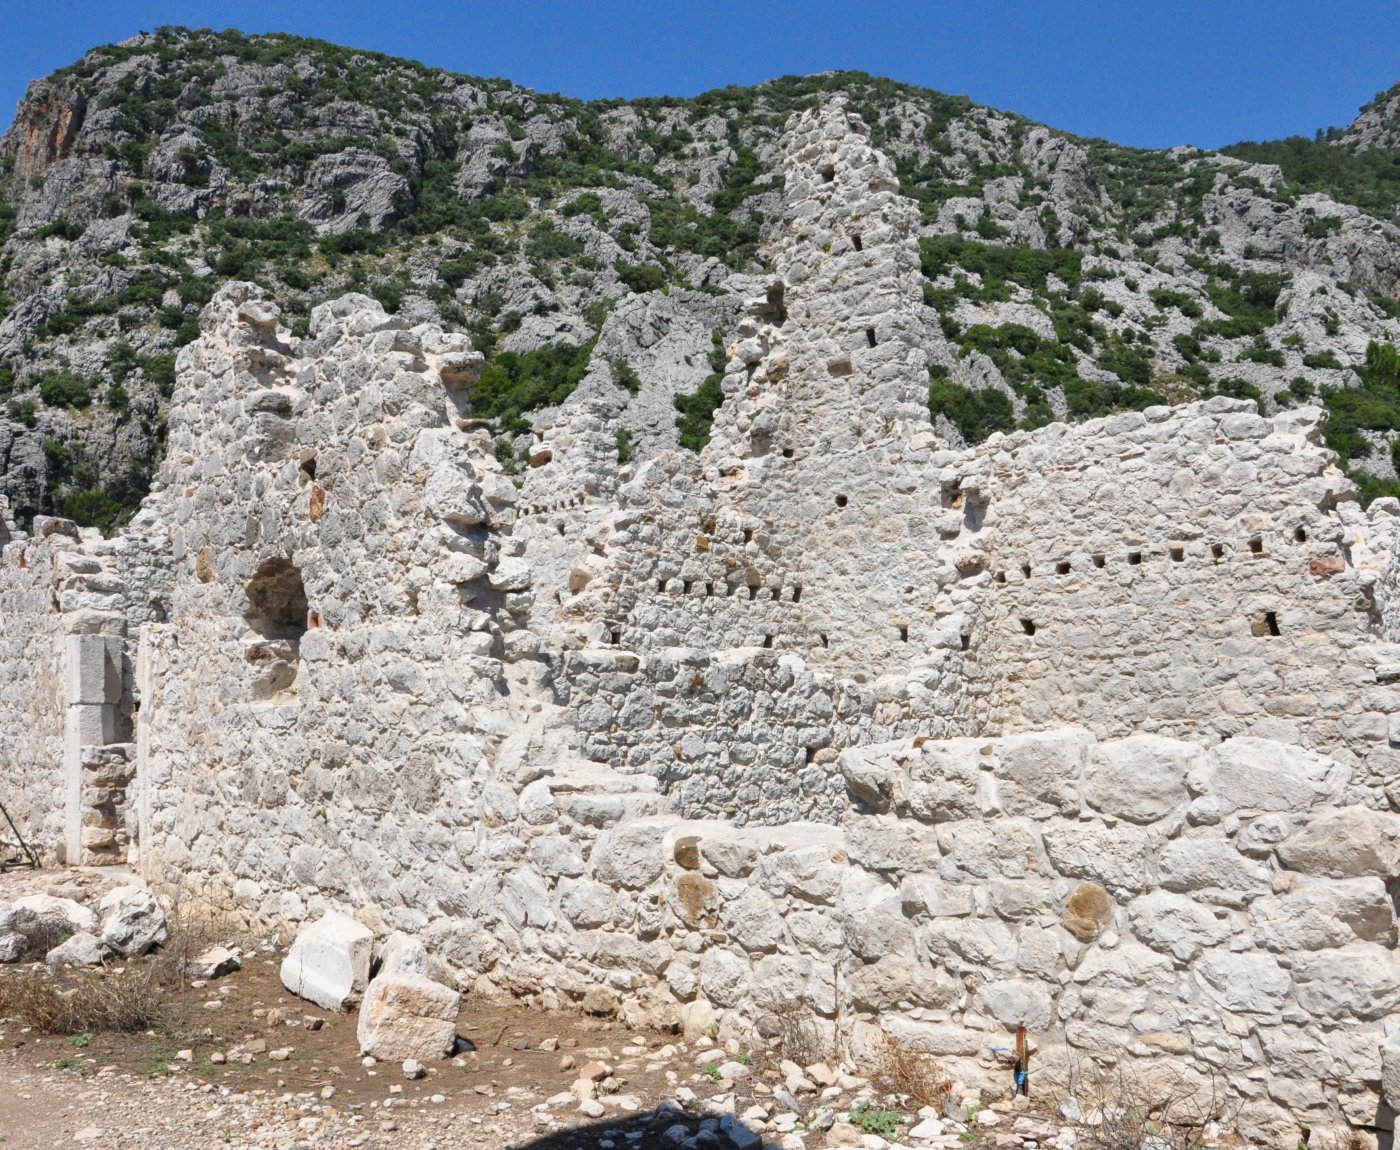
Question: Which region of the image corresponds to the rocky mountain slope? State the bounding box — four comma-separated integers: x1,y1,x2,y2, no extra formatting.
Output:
4,26,1400,529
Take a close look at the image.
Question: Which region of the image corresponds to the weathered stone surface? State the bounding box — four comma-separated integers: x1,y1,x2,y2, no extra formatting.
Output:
1291,944,1400,1019
46,930,104,967
378,931,429,977
1195,950,1292,1012
357,972,460,1061
1250,877,1394,951
1158,834,1271,893
1277,808,1400,878
1083,735,1195,823
1383,1031,1400,1111
1193,738,1347,813
974,978,1054,1030
14,894,96,934
1128,891,1233,962
97,886,168,957
280,913,373,1012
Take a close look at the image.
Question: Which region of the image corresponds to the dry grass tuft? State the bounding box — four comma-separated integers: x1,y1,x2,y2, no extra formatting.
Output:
871,1034,953,1111
0,965,162,1033
0,905,227,1035
1048,1060,1236,1150
10,912,72,961
764,1000,832,1067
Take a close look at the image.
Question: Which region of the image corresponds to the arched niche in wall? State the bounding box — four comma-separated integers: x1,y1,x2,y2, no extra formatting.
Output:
243,557,309,702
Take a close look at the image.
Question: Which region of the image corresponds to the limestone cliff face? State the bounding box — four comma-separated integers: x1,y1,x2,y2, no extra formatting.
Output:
6,29,1400,532
3,79,86,185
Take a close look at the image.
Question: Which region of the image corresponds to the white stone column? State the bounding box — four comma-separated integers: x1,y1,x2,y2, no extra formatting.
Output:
62,632,122,863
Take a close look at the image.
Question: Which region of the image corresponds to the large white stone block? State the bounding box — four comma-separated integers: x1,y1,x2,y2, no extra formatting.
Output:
280,912,373,1011
64,633,123,705
98,885,167,957
357,972,460,1061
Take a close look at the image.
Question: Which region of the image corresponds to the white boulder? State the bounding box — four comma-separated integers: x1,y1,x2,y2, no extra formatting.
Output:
14,894,97,934
280,912,373,1011
98,886,168,957
357,972,460,1061
46,931,105,967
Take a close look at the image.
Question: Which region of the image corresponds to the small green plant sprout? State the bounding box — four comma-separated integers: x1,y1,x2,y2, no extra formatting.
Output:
55,1057,80,1070
734,1051,752,1066
702,1062,721,1081
850,1101,903,1137
69,1032,92,1047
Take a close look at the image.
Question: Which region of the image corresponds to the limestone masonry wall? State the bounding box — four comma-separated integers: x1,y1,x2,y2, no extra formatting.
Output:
2,99,1400,1145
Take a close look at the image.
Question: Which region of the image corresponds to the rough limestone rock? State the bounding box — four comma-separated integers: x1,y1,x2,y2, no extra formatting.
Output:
280,913,373,1012
14,894,96,935
97,886,168,957
1083,735,1195,823
0,933,25,962
1277,808,1400,878
187,946,241,980
1383,1031,1400,1111
46,930,104,967
377,931,429,977
1291,944,1400,1019
357,972,461,1061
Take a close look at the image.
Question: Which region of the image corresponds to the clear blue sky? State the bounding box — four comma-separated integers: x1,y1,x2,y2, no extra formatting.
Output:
2,0,1399,150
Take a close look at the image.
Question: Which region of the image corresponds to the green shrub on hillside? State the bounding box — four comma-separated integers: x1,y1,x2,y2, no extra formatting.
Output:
472,341,596,428
928,372,1014,443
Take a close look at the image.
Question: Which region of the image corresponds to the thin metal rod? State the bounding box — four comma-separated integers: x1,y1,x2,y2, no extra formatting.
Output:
0,800,38,870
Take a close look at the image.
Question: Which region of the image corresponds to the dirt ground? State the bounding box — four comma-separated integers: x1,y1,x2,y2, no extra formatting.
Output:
0,868,814,1150
0,946,775,1149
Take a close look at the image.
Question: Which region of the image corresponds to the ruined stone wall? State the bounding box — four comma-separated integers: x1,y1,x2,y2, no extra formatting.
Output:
553,393,1400,822
551,647,954,824
956,401,1400,810
0,525,71,855
544,104,1400,830
1,97,1399,1146
130,285,540,931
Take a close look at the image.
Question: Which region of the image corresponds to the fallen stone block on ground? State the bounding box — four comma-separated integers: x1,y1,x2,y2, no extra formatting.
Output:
188,945,241,979
279,911,373,1011
46,930,105,967
357,971,461,1061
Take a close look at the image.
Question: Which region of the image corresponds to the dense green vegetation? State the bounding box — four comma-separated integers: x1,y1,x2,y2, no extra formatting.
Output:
472,342,597,432
919,237,1082,300
1320,341,1400,504
1222,134,1400,224
928,368,1015,442
673,331,729,451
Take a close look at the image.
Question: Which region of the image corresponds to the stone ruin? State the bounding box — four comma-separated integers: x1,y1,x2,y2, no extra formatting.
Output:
3,100,1400,1144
